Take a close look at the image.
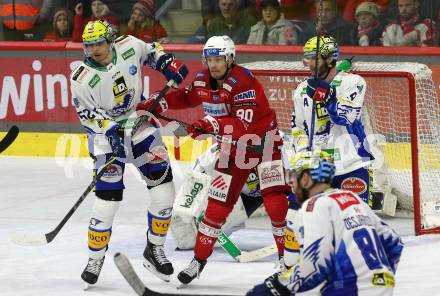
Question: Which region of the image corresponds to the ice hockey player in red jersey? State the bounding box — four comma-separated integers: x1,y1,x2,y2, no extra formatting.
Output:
137,35,290,285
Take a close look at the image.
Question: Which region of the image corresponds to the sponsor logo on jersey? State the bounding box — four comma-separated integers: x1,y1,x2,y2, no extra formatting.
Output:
341,177,367,194
129,65,137,75
122,48,135,60
202,102,228,116
258,160,285,190
197,89,209,98
234,89,256,101
213,95,219,101
113,76,129,103
101,164,123,183
196,72,205,78
180,182,204,209
223,83,232,92
194,81,206,87
88,74,100,88
208,173,231,202
372,272,395,287
329,192,360,210
73,97,80,108
306,195,319,212
331,79,342,87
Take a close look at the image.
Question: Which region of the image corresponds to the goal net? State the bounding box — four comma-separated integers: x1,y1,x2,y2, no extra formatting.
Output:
241,61,440,235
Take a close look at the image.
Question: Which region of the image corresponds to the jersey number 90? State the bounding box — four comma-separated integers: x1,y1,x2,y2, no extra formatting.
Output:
236,109,253,123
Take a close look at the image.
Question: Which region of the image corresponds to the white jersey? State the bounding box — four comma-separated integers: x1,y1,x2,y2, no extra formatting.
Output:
291,71,372,175
70,35,165,136
285,188,403,295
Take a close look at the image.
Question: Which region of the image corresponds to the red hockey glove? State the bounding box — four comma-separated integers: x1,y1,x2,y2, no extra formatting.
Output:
306,78,335,102
156,53,189,86
136,93,168,115
186,116,219,139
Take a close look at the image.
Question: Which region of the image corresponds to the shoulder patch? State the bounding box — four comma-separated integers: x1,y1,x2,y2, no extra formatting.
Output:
72,66,85,81
122,48,135,60
88,74,100,88
223,83,232,92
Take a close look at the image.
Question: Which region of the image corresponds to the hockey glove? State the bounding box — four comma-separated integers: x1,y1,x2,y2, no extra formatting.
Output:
156,53,189,86
306,78,335,102
136,93,168,115
246,273,291,296
105,125,125,158
186,116,219,139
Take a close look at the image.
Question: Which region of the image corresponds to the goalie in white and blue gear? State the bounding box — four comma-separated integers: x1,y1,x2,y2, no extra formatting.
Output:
291,35,373,205
70,20,188,285
247,149,404,296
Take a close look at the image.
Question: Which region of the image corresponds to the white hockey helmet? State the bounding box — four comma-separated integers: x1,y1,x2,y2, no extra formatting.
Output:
203,35,236,64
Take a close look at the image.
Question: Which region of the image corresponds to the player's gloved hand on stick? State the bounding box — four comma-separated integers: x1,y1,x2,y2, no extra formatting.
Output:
156,53,188,86
306,78,335,102
246,273,291,296
105,125,125,158
186,116,218,139
136,93,168,115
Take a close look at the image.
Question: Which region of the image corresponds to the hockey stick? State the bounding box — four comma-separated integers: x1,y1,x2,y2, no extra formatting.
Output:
0,125,19,153
11,80,175,247
155,114,264,153
114,252,234,296
307,0,323,151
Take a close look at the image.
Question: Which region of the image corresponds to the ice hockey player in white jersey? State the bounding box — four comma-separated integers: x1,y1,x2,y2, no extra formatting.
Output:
247,149,404,296
291,35,374,205
70,20,188,285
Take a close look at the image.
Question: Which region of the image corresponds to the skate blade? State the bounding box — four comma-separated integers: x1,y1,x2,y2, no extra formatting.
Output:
142,260,171,282
83,282,90,291
176,282,188,289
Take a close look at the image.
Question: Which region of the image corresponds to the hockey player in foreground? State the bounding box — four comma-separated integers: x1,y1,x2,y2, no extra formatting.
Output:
136,35,290,285
291,35,374,206
246,149,404,296
70,20,188,285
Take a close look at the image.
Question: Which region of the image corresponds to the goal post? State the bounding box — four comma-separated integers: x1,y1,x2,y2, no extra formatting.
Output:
241,61,440,235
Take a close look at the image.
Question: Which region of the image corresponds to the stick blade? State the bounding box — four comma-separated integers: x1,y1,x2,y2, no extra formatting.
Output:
10,233,48,246
236,243,277,263
114,253,147,296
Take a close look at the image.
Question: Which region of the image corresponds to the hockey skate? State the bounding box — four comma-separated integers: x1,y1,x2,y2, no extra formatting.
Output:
177,257,207,286
81,256,105,289
142,240,174,282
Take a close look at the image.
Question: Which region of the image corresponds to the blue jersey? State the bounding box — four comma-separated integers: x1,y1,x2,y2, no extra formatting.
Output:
282,188,403,296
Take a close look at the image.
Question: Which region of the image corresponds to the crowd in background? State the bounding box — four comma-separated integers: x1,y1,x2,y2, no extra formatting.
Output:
0,0,438,46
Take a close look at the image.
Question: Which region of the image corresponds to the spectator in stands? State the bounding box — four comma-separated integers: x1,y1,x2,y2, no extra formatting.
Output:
43,8,71,41
0,0,52,40
382,0,437,46
342,0,390,22
72,0,119,42
247,0,299,45
201,0,256,29
125,0,168,43
349,1,385,45
188,0,257,44
302,0,353,45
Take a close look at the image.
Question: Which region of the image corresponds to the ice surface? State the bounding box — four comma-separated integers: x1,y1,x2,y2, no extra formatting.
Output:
1,157,440,296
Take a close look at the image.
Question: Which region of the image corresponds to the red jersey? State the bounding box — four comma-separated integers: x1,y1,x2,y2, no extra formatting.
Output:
165,65,278,141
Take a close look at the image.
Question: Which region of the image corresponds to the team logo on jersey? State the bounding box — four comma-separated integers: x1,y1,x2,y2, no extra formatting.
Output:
208,173,231,202
341,177,367,195
129,65,137,75
328,192,360,210
213,95,219,101
234,90,256,101
372,272,395,287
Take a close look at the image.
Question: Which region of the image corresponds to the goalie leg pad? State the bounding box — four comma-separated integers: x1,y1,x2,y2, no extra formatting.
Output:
88,198,120,258
147,182,175,245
